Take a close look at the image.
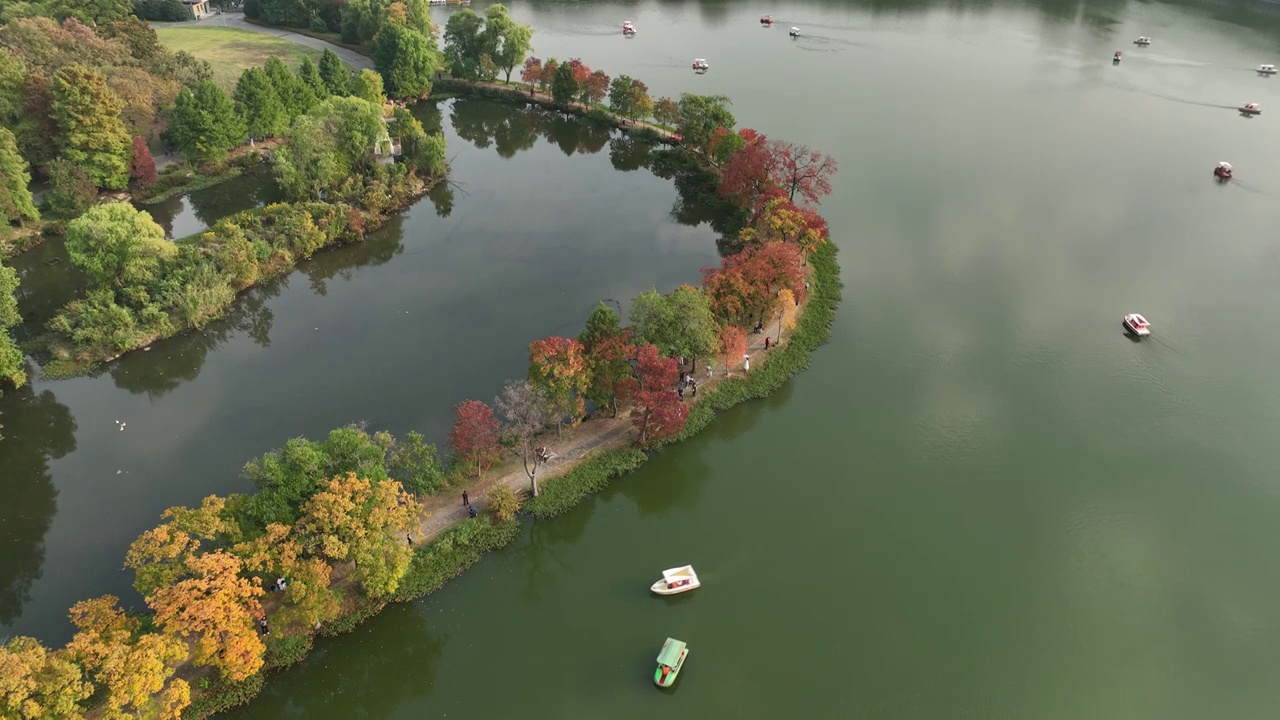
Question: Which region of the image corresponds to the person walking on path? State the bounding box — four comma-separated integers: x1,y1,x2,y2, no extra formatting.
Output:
765,337,771,350
259,618,269,636
462,491,469,507
407,534,413,547
743,354,751,373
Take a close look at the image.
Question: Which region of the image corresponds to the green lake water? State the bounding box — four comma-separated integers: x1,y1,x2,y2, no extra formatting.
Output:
7,0,1280,716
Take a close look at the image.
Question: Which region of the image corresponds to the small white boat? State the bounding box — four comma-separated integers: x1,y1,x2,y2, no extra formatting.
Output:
1240,102,1261,115
1133,36,1151,46
1258,64,1277,75
789,26,800,37
651,565,700,595
622,20,636,35
692,58,709,70
1123,313,1151,337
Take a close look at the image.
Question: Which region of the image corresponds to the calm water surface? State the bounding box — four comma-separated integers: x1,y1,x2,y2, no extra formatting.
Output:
9,0,1280,716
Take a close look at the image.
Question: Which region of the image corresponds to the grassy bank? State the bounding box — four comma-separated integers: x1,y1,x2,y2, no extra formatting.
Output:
153,25,324,90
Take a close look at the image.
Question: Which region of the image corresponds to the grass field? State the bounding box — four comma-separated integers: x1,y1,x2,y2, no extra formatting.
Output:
153,26,324,90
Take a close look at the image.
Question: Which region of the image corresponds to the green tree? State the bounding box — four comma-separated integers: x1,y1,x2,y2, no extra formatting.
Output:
296,55,326,105
372,24,437,99
49,64,131,189
442,8,487,80
629,285,716,369
676,93,736,156
484,3,531,84
0,128,38,226
64,203,174,291
48,0,134,24
45,159,96,218
627,78,653,121
166,81,246,164
652,96,678,127
550,61,577,106
403,0,433,35
318,48,351,96
0,263,24,390
0,47,25,125
608,74,634,118
385,431,444,495
273,115,342,201
387,107,445,177
350,68,386,105
264,55,308,117
233,67,287,139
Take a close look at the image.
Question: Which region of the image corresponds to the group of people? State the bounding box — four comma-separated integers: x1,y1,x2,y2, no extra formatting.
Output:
270,576,288,592
677,372,699,400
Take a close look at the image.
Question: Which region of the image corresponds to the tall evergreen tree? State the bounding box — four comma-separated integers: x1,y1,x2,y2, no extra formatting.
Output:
296,56,327,108
49,64,131,190
233,67,287,139
264,55,308,118
0,128,39,226
318,49,351,96
166,82,245,164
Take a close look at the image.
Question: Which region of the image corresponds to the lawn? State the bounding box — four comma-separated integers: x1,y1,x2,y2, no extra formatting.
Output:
153,26,324,90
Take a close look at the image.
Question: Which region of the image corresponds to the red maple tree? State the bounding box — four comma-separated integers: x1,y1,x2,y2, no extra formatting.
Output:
520,57,543,88
448,400,501,477
716,324,747,375
130,136,157,187
771,141,838,207
718,128,777,212
582,69,610,105
528,336,591,432
566,58,592,89
586,330,636,416
538,59,559,92
630,344,687,446
702,242,806,324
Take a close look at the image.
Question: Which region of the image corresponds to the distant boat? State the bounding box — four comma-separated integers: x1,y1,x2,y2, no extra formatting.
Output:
1240,102,1261,115
1214,161,1233,180
692,58,709,70
654,638,689,687
622,20,636,35
789,26,800,37
1133,36,1152,46
760,15,774,24
1257,64,1277,75
650,565,700,595
1123,313,1151,337
1113,51,1123,63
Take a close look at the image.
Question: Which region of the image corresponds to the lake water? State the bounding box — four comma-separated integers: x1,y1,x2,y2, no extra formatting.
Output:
9,0,1280,716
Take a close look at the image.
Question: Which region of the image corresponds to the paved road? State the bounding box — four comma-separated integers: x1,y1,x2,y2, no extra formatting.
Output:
156,12,374,70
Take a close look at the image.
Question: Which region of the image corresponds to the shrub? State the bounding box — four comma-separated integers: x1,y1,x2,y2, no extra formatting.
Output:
487,485,520,521
45,159,97,218
262,633,313,671
182,674,265,719
310,17,329,33
524,448,649,518
243,0,260,19
134,0,189,22
390,518,520,602
317,596,386,637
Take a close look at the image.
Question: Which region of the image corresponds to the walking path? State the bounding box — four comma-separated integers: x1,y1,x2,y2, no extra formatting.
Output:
406,317,793,542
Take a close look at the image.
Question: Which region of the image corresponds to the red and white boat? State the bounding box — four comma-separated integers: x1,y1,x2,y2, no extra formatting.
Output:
760,15,774,24
1113,51,1123,63
1123,313,1151,337
622,20,636,35
1214,161,1233,180
692,58,709,70
1240,102,1261,115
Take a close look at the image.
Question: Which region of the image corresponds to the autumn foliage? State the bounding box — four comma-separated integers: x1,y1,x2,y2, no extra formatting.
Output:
528,335,591,430
130,135,157,187
147,550,265,682
449,399,501,476
630,343,688,445
520,56,543,87
702,242,806,324
716,324,747,375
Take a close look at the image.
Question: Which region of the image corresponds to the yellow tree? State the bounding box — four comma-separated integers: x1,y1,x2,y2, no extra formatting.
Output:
740,197,827,261
775,288,799,341
527,336,591,435
0,636,91,720
234,523,341,633
147,551,265,682
124,495,241,596
65,595,190,720
297,473,420,598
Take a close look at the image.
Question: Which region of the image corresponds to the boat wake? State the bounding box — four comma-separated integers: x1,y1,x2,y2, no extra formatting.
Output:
1100,81,1238,110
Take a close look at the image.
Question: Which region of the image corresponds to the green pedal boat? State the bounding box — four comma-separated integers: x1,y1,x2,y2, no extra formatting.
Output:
654,638,689,687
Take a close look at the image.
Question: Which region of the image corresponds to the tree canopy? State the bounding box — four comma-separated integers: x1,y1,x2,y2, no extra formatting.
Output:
50,63,131,189
234,66,287,139
372,23,437,99
676,93,736,156
166,81,246,165
0,127,39,225
64,203,174,291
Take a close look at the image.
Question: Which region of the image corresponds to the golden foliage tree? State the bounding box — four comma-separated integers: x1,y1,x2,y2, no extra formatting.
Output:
147,551,265,682
124,495,241,597
65,595,190,720
234,523,341,633
0,636,92,720
297,473,420,598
